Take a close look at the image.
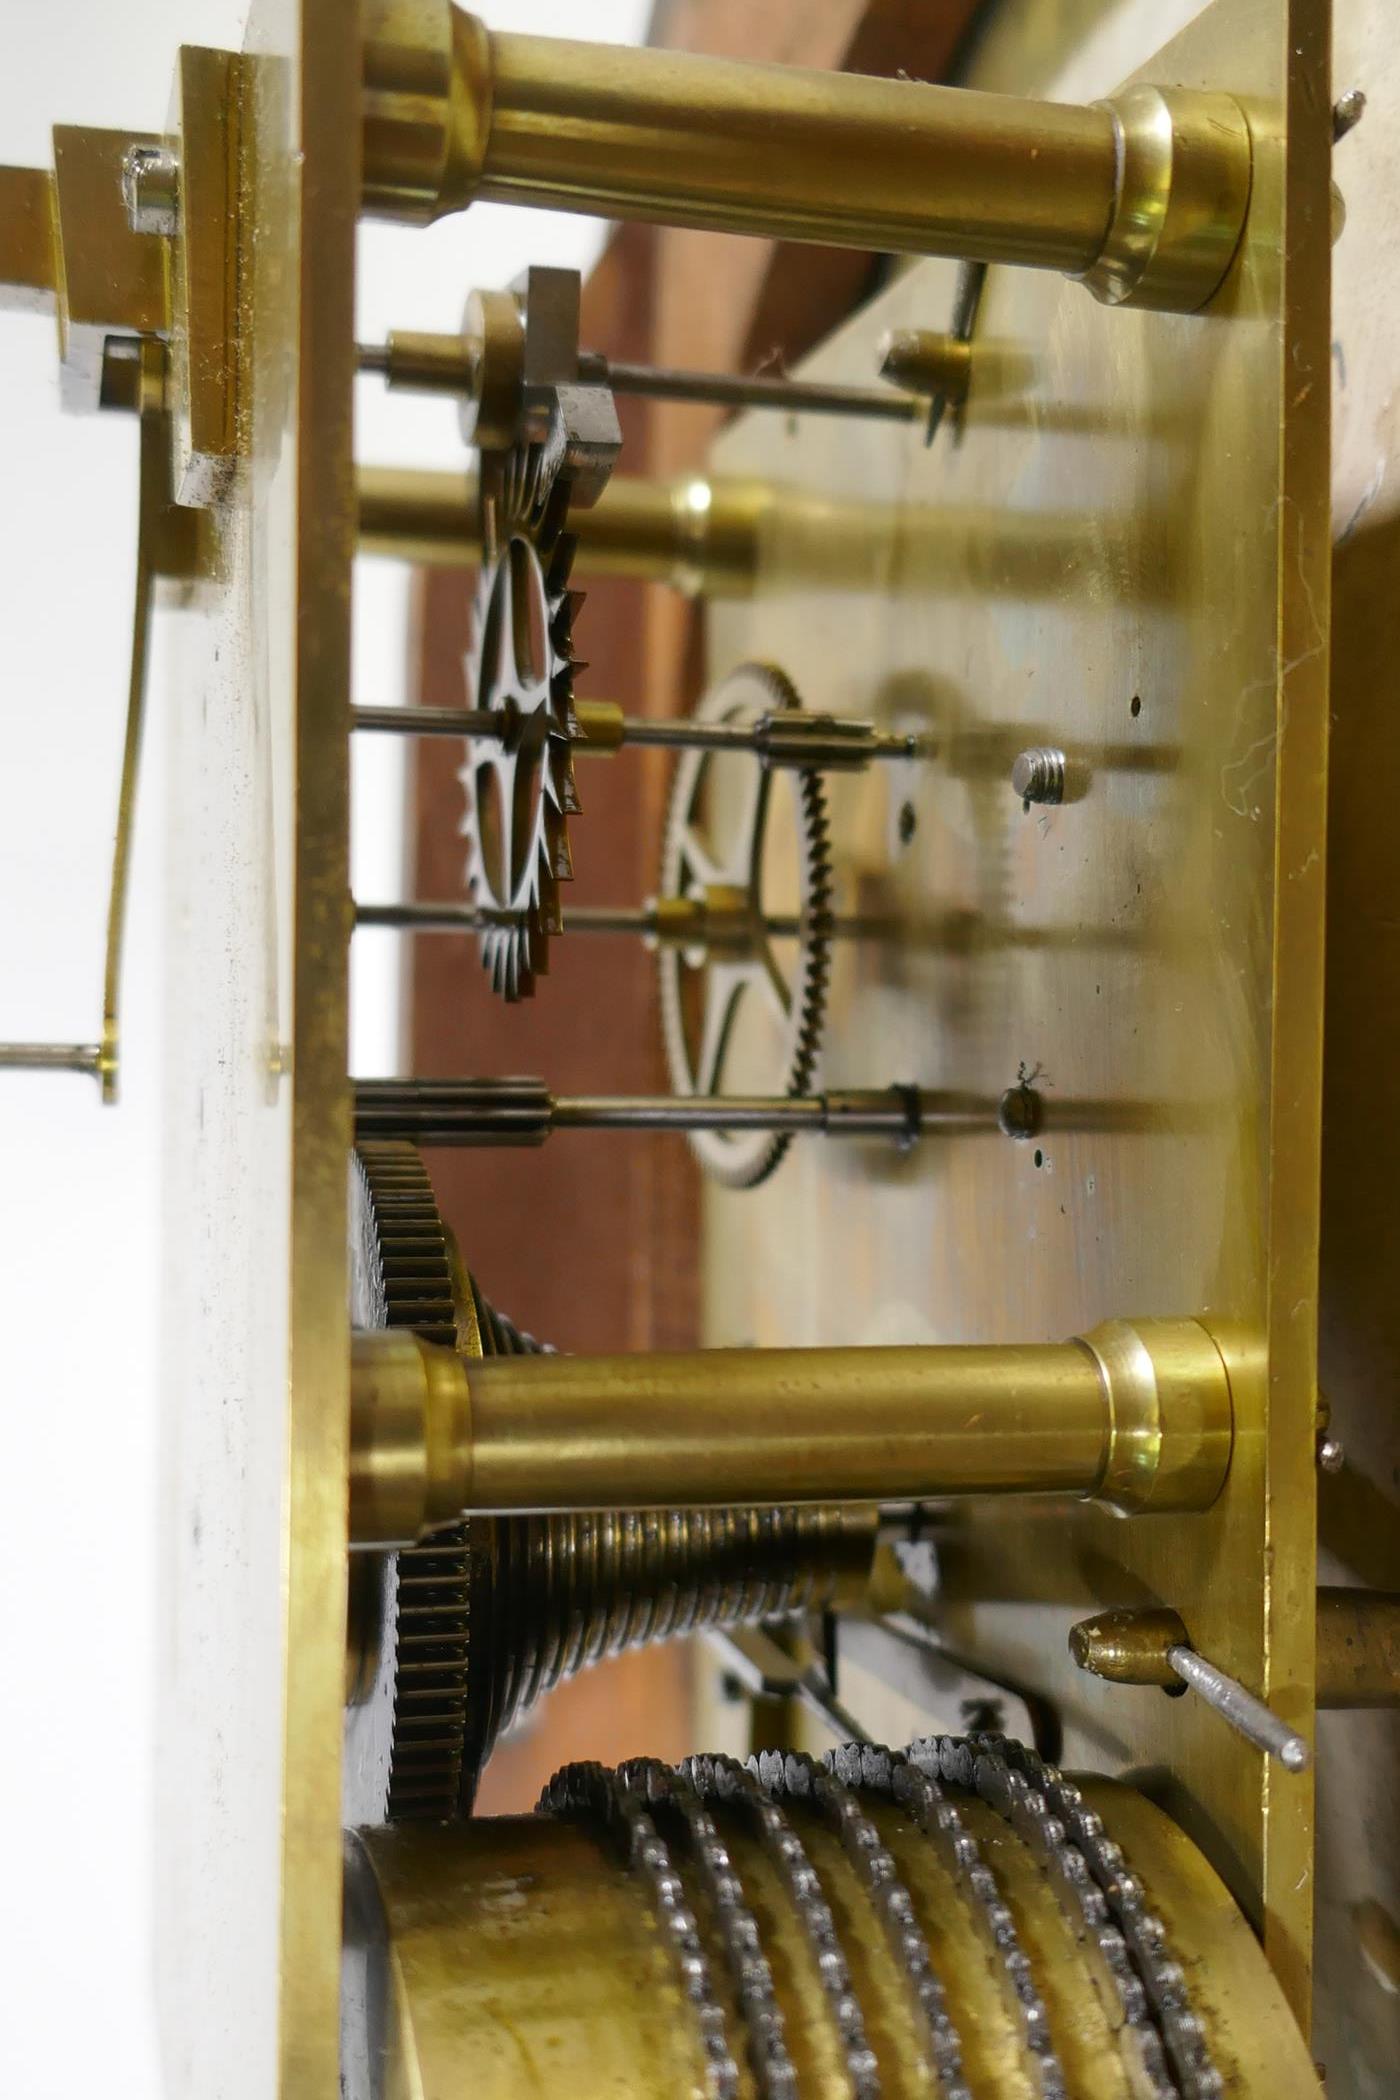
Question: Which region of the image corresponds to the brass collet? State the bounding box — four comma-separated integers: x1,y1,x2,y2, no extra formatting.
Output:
361,2,1253,313
349,1318,1234,1545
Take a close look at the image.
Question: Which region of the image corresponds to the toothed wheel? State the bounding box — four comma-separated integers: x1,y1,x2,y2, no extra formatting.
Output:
344,1142,477,1827
344,1141,555,1827
658,663,833,1190
343,1142,874,1823
460,446,583,1001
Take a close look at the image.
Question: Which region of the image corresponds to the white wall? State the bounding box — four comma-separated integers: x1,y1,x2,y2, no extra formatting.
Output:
0,4,645,2095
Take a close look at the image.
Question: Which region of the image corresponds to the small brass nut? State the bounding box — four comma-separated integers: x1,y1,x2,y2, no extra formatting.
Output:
876,328,971,404
121,143,179,237
1068,1606,1189,1687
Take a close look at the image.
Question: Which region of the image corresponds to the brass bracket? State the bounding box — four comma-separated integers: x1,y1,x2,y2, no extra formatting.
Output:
166,46,243,505
0,45,243,499
0,46,239,1099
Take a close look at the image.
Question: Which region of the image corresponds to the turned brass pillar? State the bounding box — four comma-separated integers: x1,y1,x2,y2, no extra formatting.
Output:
355,463,764,595
361,2,1253,312
348,1318,1234,1544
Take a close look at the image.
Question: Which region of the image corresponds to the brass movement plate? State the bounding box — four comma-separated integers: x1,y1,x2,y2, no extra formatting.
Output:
156,5,354,2096
705,0,1328,2024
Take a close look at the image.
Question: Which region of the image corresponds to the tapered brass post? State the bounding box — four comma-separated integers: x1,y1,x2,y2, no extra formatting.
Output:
349,1318,1234,1544
361,2,1253,312
356,463,764,595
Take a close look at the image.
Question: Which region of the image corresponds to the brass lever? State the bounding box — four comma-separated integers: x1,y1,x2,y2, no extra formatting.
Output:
0,340,168,1102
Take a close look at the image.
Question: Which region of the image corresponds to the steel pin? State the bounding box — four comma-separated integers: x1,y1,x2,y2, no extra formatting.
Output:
1069,1608,1311,1772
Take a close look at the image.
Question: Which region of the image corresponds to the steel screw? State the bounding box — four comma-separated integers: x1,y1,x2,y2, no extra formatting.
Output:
1011,747,1065,807
121,143,180,236
1317,1432,1345,1474
1332,88,1366,143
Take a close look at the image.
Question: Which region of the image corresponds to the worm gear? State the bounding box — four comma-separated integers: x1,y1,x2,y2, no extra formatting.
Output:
344,1142,875,1823
658,663,834,1189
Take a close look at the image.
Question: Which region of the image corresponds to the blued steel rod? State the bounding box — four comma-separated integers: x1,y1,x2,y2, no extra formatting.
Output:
349,705,754,750
616,714,921,760
353,703,500,738
353,899,884,940
359,338,923,421
613,716,767,752
355,900,653,936
0,1042,103,1076
350,701,922,763
550,1092,939,1135
357,900,521,932
352,1076,1016,1148
579,353,922,422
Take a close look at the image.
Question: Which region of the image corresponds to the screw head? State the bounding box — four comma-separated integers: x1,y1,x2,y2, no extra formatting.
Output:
121,143,180,237
1011,746,1066,806
1333,87,1366,143
1316,1432,1345,1474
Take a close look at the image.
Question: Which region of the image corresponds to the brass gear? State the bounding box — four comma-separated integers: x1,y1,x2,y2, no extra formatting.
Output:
658,663,834,1189
344,1143,875,1822
460,445,584,1000
345,1142,482,1826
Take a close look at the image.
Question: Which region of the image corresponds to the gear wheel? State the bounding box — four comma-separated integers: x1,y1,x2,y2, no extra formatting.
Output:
344,1142,874,1822
460,444,584,1001
345,1143,558,1825
346,1143,479,1825
658,663,833,1189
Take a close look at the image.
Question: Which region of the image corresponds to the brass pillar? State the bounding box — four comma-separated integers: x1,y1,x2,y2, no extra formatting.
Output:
349,1318,1234,1543
361,2,1253,312
355,462,763,595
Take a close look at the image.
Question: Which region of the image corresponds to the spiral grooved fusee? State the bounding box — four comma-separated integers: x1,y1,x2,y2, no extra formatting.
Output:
479,1506,873,1741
